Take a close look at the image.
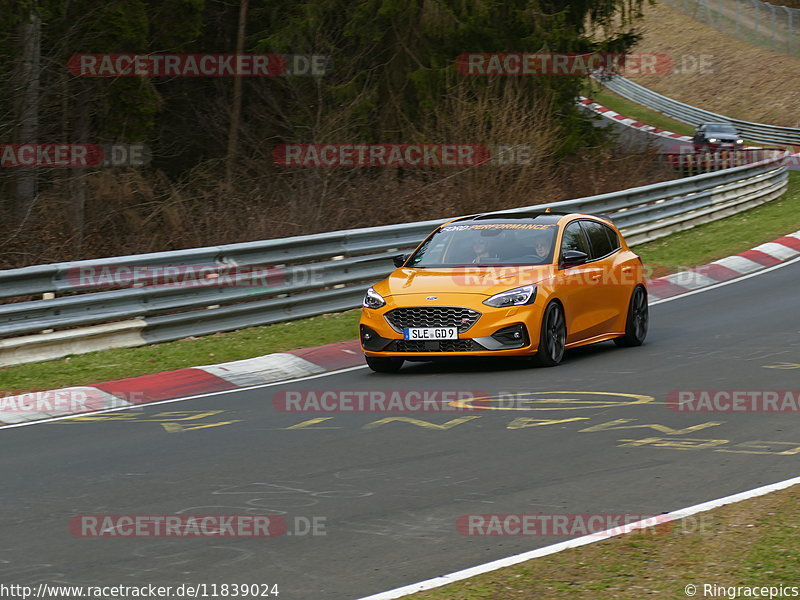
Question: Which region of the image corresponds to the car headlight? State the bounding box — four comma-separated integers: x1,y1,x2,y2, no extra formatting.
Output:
708,138,718,143
363,287,386,309
483,284,537,308
736,139,744,144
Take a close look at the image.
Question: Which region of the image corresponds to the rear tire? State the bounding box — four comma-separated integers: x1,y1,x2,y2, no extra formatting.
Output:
365,355,404,373
614,286,648,347
532,301,566,367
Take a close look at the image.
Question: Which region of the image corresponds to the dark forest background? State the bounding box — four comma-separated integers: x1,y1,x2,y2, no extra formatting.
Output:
0,0,672,268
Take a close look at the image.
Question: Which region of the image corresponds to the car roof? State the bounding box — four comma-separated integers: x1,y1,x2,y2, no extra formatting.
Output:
447,211,615,226
702,122,737,128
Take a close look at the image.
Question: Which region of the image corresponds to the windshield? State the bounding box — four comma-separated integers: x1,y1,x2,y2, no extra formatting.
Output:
409,222,558,267
706,124,738,135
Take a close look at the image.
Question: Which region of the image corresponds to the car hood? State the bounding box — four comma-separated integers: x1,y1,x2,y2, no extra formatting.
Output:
376,265,555,297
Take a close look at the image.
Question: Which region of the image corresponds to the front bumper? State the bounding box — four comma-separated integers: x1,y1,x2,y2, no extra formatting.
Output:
695,142,741,151
360,293,542,357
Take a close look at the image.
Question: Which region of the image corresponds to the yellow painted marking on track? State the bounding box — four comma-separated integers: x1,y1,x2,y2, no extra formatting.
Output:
283,417,341,430
579,419,723,436
160,420,242,433
362,416,481,430
506,417,589,430
65,412,140,422
451,391,654,411
763,362,800,370
64,410,226,423
616,436,800,456
617,437,730,450
149,410,226,421
715,440,800,455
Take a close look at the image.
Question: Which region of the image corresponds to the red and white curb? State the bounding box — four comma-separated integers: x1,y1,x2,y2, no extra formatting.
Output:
578,96,694,144
646,230,800,300
0,340,364,425
3,230,800,425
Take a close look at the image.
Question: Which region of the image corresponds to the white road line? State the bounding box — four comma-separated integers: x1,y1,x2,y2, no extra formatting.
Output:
354,475,800,600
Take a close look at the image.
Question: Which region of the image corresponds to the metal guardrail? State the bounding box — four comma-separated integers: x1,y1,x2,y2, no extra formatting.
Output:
0,153,788,367
595,75,800,146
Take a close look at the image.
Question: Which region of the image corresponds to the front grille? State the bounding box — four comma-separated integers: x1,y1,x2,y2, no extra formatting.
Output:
387,339,484,352
385,306,481,334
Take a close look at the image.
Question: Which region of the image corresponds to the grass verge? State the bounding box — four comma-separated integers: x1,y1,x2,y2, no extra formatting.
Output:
400,484,799,600
1,174,798,395
0,310,361,395
585,85,697,137
584,85,764,147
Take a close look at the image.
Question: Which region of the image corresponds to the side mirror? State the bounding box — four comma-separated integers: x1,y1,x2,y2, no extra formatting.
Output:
561,250,588,267
393,253,409,268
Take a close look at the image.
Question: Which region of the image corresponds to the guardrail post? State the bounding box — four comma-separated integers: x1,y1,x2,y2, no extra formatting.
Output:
770,3,777,48
783,6,793,55
735,0,740,36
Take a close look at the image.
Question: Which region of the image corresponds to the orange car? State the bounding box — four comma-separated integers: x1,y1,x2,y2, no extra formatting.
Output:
359,211,648,372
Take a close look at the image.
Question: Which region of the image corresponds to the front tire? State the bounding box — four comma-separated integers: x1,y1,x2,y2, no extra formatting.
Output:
614,286,648,347
365,355,404,373
533,301,566,367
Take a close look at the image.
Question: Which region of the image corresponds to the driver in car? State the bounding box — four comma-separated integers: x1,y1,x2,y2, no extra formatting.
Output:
533,231,551,260
472,238,495,263
513,229,553,263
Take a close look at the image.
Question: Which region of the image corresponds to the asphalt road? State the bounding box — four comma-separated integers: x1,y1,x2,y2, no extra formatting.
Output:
2,259,799,599
583,103,681,154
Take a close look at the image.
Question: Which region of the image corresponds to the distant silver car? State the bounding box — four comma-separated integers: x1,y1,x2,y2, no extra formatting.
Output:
693,122,744,151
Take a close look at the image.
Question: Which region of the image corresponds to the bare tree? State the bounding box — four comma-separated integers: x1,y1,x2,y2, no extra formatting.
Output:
13,2,41,222
226,0,249,185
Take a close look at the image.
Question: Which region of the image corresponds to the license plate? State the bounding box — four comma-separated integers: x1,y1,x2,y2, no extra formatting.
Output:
403,327,458,340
